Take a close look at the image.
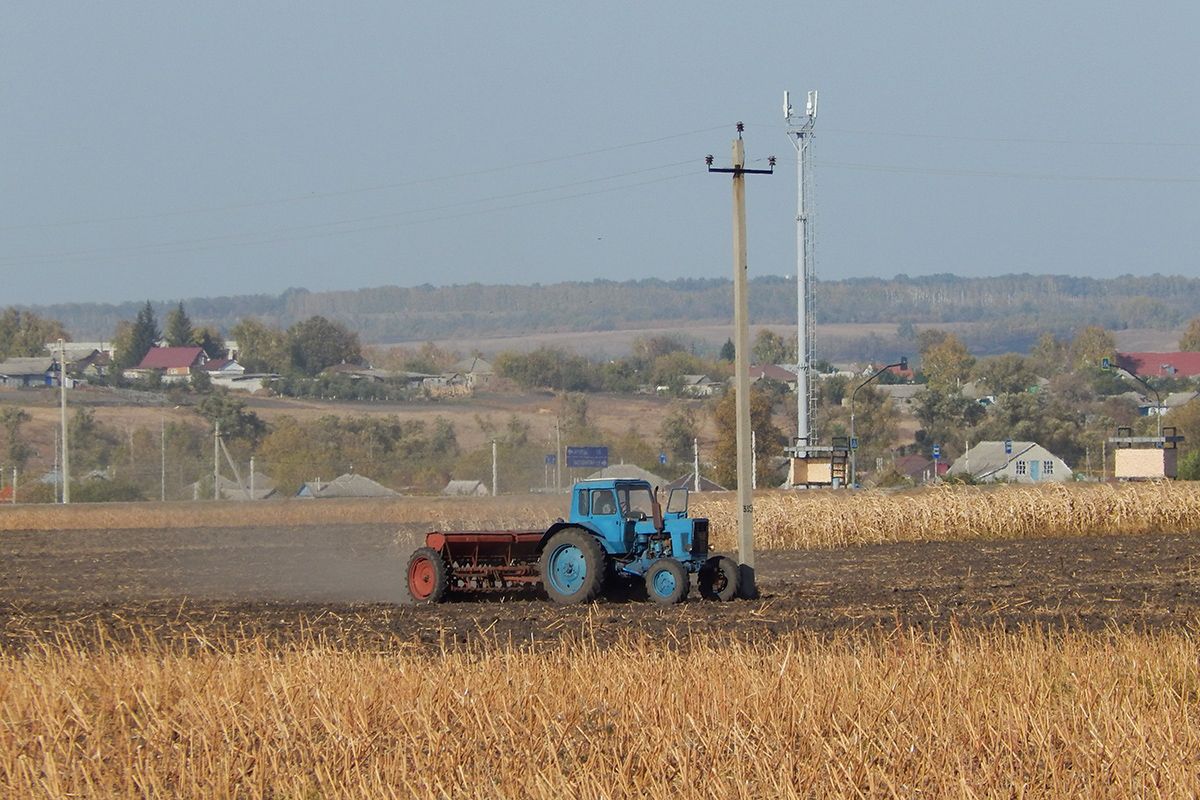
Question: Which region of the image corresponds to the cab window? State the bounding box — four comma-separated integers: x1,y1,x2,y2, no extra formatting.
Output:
591,489,617,515
618,487,655,520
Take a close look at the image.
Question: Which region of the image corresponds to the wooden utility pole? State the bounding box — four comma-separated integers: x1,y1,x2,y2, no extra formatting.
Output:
708,125,774,598
58,339,70,504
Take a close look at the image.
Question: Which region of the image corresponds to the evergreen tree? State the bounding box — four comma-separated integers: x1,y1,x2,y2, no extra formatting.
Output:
117,301,161,369
194,327,227,360
164,302,194,347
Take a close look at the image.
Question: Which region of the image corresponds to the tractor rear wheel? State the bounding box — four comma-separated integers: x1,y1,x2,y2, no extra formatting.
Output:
646,558,689,605
539,528,606,604
698,555,740,601
406,546,449,604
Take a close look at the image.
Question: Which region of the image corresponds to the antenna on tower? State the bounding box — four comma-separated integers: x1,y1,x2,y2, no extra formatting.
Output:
785,89,826,484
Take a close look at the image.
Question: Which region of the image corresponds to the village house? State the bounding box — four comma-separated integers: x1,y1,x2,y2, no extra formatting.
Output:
892,454,948,485
443,357,494,389
747,364,798,391
442,479,489,497
129,347,208,382
947,441,1073,484
297,473,401,498
0,357,58,387
1116,352,1200,379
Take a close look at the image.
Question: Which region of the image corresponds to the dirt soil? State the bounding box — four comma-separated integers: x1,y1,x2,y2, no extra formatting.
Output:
2,524,1198,652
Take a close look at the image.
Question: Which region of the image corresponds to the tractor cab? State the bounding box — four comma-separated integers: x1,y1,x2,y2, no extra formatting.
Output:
570,480,658,551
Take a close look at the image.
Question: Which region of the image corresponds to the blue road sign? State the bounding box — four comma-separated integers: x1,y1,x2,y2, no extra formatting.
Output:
1004,440,1012,454
545,454,557,465
933,445,941,459
566,446,609,468
850,437,859,450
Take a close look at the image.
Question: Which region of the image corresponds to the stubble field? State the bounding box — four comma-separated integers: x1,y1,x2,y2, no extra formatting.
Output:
2,484,1200,797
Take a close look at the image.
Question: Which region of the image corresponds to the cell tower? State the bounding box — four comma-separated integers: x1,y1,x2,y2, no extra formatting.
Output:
785,90,818,456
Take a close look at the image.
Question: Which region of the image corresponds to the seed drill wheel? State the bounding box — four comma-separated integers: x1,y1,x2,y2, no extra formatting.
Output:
406,546,449,604
698,555,740,601
539,528,605,604
646,558,689,605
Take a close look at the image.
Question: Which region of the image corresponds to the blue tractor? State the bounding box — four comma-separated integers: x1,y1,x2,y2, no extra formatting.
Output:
537,478,739,604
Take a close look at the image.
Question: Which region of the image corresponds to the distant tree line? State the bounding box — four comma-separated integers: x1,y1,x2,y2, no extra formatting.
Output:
26,274,1200,358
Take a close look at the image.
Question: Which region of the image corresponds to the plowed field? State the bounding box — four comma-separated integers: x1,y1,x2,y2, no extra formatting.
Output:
2,524,1198,651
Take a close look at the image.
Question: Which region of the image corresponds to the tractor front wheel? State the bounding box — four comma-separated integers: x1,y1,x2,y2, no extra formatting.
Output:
698,555,740,601
646,558,689,605
539,528,606,604
406,546,449,604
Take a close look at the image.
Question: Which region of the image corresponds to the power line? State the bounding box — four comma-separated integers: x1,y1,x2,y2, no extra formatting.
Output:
744,121,1200,149
818,160,1200,184
826,127,1200,149
0,169,701,267
0,125,731,232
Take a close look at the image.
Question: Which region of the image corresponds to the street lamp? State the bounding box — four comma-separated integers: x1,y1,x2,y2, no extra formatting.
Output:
1119,369,1163,438
849,357,908,487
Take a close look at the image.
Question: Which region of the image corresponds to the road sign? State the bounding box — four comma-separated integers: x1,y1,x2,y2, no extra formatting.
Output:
566,446,609,468
1101,357,1111,371
1004,440,1012,455
545,454,557,465
932,445,941,459
850,436,859,450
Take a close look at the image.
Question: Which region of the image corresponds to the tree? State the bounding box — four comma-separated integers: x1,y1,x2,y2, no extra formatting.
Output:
116,301,161,370
1029,332,1069,378
649,351,706,395
659,403,699,466
558,392,596,442
971,353,1036,396
820,374,850,406
1069,325,1117,372
287,316,362,376
914,387,985,453
752,329,788,365
493,347,596,391
1,405,32,467
631,335,690,363
718,338,735,362
0,308,69,360
194,327,226,360
189,368,213,393
194,391,266,447
711,387,785,489
1179,318,1200,352
922,333,974,391
67,408,120,473
230,318,288,373
164,302,195,347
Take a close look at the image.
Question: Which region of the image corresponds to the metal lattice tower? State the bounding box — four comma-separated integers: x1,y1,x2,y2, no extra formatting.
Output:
785,90,818,455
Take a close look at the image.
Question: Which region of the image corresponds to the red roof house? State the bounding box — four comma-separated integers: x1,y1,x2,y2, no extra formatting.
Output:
748,365,797,383
135,347,207,378
1116,352,1200,379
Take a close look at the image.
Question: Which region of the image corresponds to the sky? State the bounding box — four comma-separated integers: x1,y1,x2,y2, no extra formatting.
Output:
3,3,1199,307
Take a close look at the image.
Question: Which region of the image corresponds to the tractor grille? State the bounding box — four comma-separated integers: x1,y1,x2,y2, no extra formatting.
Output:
690,519,709,557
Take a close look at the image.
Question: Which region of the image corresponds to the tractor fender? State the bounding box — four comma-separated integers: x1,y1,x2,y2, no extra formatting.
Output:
536,520,602,553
